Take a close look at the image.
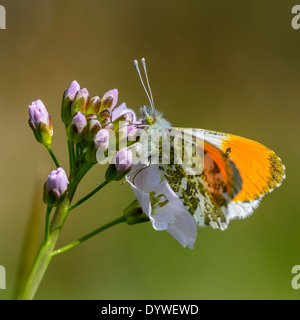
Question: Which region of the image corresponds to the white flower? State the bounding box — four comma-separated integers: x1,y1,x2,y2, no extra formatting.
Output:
127,164,197,249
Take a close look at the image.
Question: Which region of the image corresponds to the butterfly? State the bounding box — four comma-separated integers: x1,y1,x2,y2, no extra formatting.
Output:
128,58,285,235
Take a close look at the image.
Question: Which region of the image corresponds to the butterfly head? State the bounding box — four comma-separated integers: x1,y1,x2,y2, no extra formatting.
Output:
139,105,171,129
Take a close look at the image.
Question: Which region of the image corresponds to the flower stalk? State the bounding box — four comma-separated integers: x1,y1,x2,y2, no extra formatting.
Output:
52,215,126,256
46,146,60,168
44,206,52,243
16,196,70,300
68,180,109,212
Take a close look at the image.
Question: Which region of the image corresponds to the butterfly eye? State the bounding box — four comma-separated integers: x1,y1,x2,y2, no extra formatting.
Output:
146,115,155,125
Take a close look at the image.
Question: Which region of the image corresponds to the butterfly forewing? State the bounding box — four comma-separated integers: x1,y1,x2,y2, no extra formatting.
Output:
156,128,243,229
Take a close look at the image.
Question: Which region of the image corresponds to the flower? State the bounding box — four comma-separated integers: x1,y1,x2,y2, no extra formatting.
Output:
86,96,101,116
43,167,69,206
28,99,53,147
85,114,101,141
98,108,113,129
64,80,80,101
69,112,87,143
95,129,110,151
111,102,136,123
116,124,138,145
105,148,133,182
61,80,81,124
85,99,138,163
71,88,89,116
115,148,133,174
127,164,197,249
97,89,119,129
100,89,118,112
86,128,110,162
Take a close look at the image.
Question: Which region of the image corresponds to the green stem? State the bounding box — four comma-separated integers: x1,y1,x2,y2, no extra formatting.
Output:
68,180,109,212
16,197,70,300
44,206,52,243
72,162,94,185
52,215,126,256
16,162,96,300
75,143,80,160
46,146,60,168
67,162,95,203
67,138,76,173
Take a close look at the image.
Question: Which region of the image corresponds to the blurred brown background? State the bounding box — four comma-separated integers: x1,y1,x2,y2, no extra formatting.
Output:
0,0,299,299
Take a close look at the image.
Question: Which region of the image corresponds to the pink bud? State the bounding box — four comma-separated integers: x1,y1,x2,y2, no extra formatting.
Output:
44,167,69,206
100,89,118,112
28,99,53,147
69,112,87,143
28,99,50,129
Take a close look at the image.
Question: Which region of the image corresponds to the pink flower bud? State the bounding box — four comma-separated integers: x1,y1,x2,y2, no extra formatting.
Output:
71,88,89,116
28,99,53,147
115,148,133,174
86,96,101,116
61,80,81,124
85,114,101,141
43,167,69,206
69,112,87,143
86,128,110,163
105,148,133,182
94,129,110,151
29,99,50,128
99,89,118,113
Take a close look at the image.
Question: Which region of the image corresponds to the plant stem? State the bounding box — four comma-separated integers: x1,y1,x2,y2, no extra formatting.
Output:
44,206,52,243
16,197,70,300
68,180,109,212
71,162,95,186
52,215,126,256
46,146,60,168
67,138,76,173
16,161,98,300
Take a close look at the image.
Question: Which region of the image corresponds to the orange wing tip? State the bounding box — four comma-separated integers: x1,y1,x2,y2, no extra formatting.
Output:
267,153,286,189
203,130,286,203
233,151,285,203
227,153,285,221
219,135,286,202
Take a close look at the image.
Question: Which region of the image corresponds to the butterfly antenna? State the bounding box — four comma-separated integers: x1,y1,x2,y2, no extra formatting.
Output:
141,58,155,110
134,59,152,108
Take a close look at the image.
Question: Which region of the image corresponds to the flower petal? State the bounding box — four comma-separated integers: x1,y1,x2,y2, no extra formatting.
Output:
129,164,162,192
129,179,151,216
128,165,197,248
166,210,197,249
112,103,136,123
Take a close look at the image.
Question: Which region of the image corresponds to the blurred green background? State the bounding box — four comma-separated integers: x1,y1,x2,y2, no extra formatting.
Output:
0,0,299,300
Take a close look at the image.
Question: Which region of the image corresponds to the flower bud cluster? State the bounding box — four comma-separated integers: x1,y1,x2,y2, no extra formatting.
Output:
60,81,138,179
29,80,139,206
